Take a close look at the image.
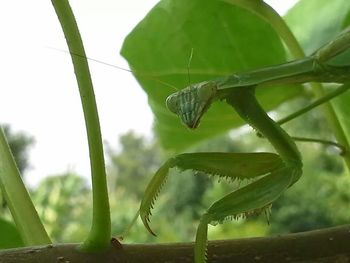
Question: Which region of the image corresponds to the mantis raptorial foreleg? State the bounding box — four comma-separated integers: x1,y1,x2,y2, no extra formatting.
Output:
142,85,303,262
139,27,350,262
140,151,285,234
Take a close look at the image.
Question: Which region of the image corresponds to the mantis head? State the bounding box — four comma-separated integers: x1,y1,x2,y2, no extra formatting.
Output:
166,81,217,129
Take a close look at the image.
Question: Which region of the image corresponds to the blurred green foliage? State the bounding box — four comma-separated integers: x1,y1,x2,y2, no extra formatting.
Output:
106,132,164,199
31,173,91,242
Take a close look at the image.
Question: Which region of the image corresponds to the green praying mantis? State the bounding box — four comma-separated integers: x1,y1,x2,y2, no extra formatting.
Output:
136,27,350,262
59,25,350,262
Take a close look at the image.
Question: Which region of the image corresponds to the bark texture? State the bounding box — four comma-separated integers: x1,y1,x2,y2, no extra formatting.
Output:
1,224,349,263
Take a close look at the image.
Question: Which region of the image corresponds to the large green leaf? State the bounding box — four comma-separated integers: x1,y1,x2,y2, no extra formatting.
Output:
121,0,303,150
0,217,23,249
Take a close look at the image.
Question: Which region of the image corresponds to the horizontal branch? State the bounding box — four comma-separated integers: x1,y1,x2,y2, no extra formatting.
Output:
1,224,349,263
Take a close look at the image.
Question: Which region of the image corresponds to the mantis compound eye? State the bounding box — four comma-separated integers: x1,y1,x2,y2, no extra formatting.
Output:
166,93,179,114
197,81,217,101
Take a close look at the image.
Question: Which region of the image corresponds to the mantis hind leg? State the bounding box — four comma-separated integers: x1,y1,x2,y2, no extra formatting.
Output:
194,165,301,263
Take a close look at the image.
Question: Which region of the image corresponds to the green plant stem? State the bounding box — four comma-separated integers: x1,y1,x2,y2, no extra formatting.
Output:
291,136,346,155
223,0,350,171
0,127,51,245
277,84,350,125
51,0,111,251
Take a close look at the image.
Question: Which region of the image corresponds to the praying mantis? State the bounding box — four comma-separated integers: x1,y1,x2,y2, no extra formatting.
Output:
137,27,350,262
58,25,349,262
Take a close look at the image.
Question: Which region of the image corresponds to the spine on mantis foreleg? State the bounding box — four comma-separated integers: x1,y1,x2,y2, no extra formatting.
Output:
225,87,302,180
140,151,284,236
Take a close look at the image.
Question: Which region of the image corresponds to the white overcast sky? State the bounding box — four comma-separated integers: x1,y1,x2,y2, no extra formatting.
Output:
0,0,298,186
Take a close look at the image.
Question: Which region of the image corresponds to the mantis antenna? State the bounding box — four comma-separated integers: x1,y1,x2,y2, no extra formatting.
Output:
47,47,179,92
187,48,194,86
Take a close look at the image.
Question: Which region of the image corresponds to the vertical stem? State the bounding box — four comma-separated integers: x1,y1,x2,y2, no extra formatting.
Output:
0,127,51,245
51,0,111,251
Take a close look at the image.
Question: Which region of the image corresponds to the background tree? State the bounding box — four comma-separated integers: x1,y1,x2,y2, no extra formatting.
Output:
107,131,164,199
31,173,91,243
0,125,33,212
1,125,33,176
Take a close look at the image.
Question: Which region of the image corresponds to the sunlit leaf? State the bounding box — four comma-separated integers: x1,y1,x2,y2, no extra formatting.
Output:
121,0,302,150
